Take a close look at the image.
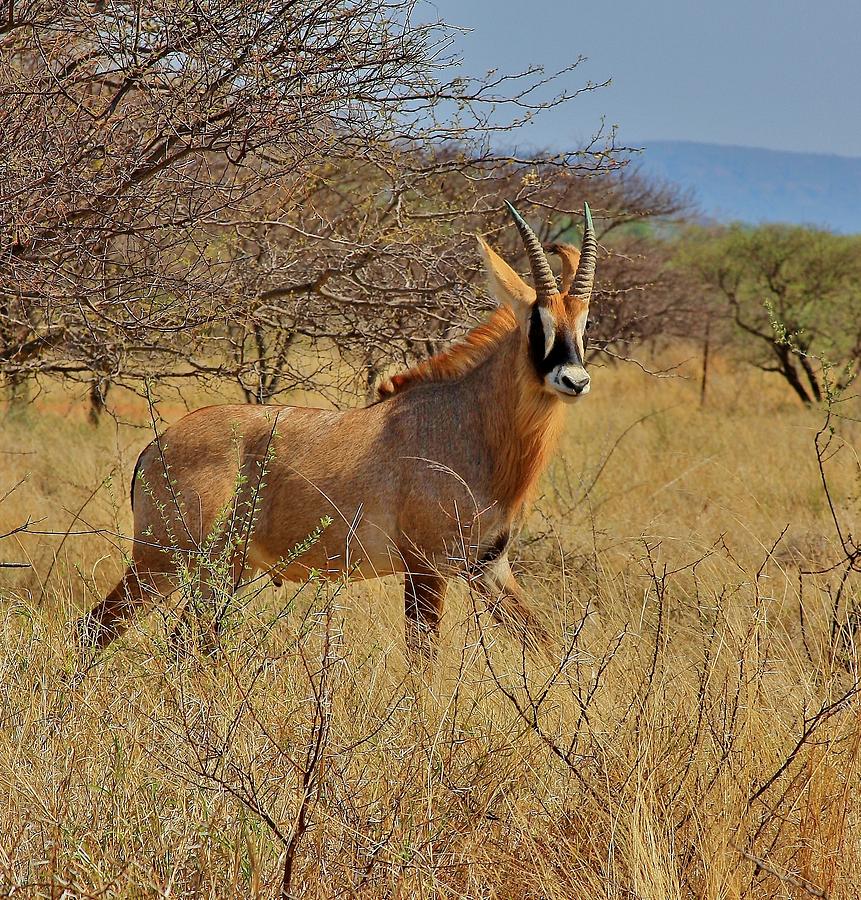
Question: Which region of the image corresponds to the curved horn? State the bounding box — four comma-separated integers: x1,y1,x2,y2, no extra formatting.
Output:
504,201,557,301
569,202,597,303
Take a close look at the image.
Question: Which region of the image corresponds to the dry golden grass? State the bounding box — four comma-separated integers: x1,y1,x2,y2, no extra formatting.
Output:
1,352,860,898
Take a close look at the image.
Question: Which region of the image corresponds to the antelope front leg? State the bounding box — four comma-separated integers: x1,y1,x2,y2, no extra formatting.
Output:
472,534,551,651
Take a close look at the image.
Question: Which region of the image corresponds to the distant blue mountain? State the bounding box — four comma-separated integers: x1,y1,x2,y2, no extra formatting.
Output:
634,140,861,234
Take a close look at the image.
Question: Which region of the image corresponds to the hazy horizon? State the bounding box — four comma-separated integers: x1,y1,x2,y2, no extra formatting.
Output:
636,139,861,161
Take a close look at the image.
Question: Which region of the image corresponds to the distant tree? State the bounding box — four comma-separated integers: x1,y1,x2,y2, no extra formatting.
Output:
675,224,861,403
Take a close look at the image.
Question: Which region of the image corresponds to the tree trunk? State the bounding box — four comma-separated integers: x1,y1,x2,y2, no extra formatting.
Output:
700,315,711,408
88,376,111,425
365,355,380,404
4,372,32,419
797,353,823,403
774,345,812,404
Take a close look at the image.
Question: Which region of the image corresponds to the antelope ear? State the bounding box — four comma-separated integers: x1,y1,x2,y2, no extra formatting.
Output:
476,236,535,323
546,242,581,297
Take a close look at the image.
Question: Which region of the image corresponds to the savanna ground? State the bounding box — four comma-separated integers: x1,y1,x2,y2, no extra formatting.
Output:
1,348,860,899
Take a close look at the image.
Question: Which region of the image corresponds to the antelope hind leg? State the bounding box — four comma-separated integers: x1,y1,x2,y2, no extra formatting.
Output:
403,563,448,663
169,555,251,656
77,566,172,651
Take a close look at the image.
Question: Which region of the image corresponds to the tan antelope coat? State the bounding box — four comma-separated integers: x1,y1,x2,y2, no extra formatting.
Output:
78,203,597,655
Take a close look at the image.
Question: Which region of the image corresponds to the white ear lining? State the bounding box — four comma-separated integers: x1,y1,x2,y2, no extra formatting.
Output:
538,307,555,359
475,236,536,311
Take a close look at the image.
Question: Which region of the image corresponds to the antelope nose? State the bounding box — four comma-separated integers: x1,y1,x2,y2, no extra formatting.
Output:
561,374,590,394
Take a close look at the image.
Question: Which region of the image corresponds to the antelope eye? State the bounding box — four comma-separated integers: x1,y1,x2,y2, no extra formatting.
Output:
584,319,592,332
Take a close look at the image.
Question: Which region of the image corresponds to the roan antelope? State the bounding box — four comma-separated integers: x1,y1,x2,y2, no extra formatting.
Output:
78,202,598,656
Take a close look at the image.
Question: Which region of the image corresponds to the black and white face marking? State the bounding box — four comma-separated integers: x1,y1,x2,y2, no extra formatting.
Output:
528,305,591,398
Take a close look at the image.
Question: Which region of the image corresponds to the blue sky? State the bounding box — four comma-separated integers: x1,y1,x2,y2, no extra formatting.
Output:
424,0,861,158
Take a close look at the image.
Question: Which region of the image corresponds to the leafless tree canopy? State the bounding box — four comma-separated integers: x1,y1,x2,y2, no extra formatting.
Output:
1,0,687,410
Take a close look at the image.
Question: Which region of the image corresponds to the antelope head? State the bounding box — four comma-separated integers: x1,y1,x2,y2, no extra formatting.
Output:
479,202,597,400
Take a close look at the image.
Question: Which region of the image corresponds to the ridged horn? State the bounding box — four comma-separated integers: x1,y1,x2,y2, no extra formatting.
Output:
504,201,557,302
569,202,597,302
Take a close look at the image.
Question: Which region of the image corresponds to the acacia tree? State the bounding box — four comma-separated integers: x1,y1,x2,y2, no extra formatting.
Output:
2,0,694,419
676,224,861,403
220,156,691,405
2,0,618,413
